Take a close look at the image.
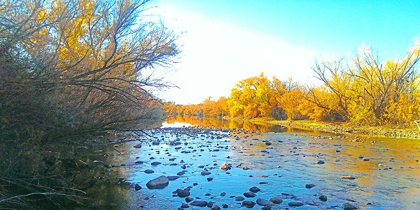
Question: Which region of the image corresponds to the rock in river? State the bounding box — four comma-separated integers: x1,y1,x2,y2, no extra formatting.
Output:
269,197,282,204
220,162,232,170
256,198,270,206
242,201,256,208
243,192,256,197
343,203,358,210
249,186,260,192
190,201,208,207
235,196,245,201
146,176,169,189
319,195,327,201
201,171,211,176
177,189,190,197
151,161,162,166
305,183,315,188
340,175,356,180
211,205,221,210
144,169,154,174
288,201,303,207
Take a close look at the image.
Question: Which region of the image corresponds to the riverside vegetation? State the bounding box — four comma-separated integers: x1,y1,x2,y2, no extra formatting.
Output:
0,0,179,208
165,44,420,136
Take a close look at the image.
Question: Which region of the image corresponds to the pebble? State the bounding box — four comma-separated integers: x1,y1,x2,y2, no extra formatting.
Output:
242,201,256,208
185,197,194,202
269,197,282,204
249,186,260,192
167,176,179,181
201,171,211,176
134,184,141,191
288,201,303,207
340,175,356,179
189,201,208,207
319,195,327,201
144,169,154,174
256,198,270,206
177,189,190,197
317,160,325,164
305,183,315,188
180,203,189,209
343,203,358,210
243,192,256,197
211,205,221,210
235,196,245,201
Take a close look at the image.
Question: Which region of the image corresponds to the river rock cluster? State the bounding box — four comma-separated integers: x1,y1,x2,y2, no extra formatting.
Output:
119,126,369,209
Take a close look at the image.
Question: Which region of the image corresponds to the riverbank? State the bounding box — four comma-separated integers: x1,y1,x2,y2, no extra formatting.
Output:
268,120,420,139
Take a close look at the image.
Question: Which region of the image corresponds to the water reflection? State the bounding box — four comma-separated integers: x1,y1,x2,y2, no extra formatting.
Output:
165,116,287,132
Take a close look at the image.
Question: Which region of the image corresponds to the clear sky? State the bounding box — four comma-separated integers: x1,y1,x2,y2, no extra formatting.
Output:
150,0,420,105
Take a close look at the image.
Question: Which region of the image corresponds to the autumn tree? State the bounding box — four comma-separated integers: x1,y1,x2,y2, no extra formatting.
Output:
312,44,420,125
0,0,179,208
227,73,274,118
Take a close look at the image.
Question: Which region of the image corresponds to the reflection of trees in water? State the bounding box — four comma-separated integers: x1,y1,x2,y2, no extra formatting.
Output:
165,116,287,132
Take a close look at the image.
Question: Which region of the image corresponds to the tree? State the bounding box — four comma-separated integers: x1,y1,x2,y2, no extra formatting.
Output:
227,73,274,118
312,44,420,125
0,0,179,208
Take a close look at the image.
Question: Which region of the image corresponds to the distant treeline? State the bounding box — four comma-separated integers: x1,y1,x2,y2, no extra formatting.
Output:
165,45,420,128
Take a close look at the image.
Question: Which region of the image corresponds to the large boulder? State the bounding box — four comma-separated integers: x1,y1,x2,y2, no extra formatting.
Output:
146,176,169,189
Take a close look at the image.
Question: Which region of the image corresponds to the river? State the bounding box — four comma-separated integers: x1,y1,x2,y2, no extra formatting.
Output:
81,118,420,209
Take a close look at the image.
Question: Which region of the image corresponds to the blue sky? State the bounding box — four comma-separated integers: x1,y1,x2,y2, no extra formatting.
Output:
151,0,420,104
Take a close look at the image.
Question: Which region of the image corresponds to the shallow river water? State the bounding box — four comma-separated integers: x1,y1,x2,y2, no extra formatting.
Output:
86,121,420,209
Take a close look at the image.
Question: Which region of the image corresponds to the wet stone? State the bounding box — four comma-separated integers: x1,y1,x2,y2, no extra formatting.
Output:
269,197,283,204
167,176,179,181
288,201,303,207
340,175,356,179
220,192,226,196
201,171,211,176
319,195,328,202
151,161,161,166
249,186,260,193
180,203,189,209
134,184,141,191
256,198,270,206
144,169,154,174
185,197,194,202
177,189,190,197
146,176,169,189
242,201,256,208
317,160,325,164
243,192,256,197
211,205,221,210
305,183,315,188
235,196,245,201
343,203,358,210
